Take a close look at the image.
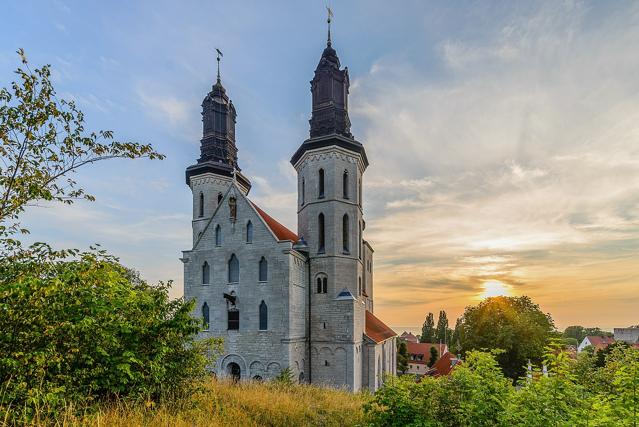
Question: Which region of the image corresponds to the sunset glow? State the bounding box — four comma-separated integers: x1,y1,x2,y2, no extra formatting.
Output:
479,280,512,300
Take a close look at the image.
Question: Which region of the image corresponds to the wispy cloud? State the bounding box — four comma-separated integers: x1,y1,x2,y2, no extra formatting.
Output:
350,1,639,328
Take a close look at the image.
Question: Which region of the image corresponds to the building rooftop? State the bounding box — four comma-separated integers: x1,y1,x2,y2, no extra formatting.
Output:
365,311,397,344
250,202,299,242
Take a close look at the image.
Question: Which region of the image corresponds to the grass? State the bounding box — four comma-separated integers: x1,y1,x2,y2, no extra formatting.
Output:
3,379,367,427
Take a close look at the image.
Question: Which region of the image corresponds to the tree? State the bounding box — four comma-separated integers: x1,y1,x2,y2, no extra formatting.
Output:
435,310,449,344
0,49,163,241
451,317,464,354
460,296,555,380
396,341,409,374
420,312,435,343
0,244,222,422
429,346,439,367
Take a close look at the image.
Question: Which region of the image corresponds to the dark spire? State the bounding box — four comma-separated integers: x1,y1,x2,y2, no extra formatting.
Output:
308,9,352,139
197,48,239,168
184,51,251,192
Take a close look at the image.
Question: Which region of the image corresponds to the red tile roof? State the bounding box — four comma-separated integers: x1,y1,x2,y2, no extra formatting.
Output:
400,332,419,343
365,311,397,343
585,336,616,350
250,202,299,242
431,351,461,377
406,342,447,358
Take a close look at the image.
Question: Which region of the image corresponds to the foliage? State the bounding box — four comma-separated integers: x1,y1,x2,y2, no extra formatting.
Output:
365,350,511,427
366,346,639,427
0,244,222,423
562,337,579,347
397,340,409,374
435,310,449,344
0,49,163,240
451,317,464,353
274,367,295,387
429,346,439,367
459,296,555,379
420,312,435,343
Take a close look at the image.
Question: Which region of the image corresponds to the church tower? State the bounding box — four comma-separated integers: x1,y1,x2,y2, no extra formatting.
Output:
185,55,251,244
290,20,370,390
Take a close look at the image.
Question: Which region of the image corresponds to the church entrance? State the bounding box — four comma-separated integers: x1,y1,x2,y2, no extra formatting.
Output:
227,362,241,382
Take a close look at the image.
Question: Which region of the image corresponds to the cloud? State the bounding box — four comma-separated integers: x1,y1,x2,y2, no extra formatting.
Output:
351,1,639,327
136,87,190,126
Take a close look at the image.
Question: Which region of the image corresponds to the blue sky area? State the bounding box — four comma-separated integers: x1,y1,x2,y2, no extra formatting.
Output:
2,1,638,329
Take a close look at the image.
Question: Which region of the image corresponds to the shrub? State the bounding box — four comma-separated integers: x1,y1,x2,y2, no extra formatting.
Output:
0,243,222,423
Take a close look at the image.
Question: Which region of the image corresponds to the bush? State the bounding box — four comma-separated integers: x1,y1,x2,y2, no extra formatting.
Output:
0,243,222,423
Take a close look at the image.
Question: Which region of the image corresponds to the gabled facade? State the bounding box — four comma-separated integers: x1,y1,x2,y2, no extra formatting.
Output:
181,26,396,392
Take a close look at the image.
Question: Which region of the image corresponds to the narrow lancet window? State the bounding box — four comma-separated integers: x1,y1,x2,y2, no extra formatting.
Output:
342,214,350,253
202,261,210,284
318,213,325,253
215,225,222,246
259,257,268,282
202,302,209,330
228,254,239,283
198,192,204,217
246,221,253,243
228,309,239,330
318,169,325,198
301,177,305,205
343,171,349,199
259,300,268,330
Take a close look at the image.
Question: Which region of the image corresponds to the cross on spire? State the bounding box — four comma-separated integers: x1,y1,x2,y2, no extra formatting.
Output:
215,48,223,83
326,6,333,46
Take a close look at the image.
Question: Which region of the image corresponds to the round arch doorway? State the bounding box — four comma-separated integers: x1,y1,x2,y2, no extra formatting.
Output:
227,362,241,382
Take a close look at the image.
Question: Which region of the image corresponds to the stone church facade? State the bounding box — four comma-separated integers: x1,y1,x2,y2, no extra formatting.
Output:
181,32,396,392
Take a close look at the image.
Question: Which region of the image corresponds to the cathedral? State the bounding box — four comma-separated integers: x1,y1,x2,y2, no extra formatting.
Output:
181,27,397,392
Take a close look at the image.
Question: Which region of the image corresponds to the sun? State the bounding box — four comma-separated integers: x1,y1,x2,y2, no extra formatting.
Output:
479,280,512,300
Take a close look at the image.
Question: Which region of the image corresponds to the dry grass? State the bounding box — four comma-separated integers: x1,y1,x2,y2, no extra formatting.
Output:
8,379,367,427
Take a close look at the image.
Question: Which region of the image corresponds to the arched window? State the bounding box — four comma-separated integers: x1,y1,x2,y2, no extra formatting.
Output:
259,300,268,330
246,221,253,243
343,170,349,199
228,254,239,283
202,302,209,330
215,225,222,246
301,177,305,205
358,179,362,206
342,214,350,253
217,192,223,204
202,261,210,284
318,213,325,253
316,274,328,294
258,257,268,282
318,169,325,198
358,277,362,296
198,192,204,217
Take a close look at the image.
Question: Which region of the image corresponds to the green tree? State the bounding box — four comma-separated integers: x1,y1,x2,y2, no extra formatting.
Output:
429,346,439,367
420,312,435,343
435,310,449,344
0,244,222,422
396,341,409,375
460,296,555,380
0,49,163,240
452,317,464,354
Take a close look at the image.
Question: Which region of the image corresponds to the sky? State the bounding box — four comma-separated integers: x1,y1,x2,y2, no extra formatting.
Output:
2,1,638,331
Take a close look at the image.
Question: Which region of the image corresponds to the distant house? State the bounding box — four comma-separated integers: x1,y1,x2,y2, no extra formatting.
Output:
428,351,461,377
400,331,419,344
406,342,448,375
614,328,639,344
577,336,616,353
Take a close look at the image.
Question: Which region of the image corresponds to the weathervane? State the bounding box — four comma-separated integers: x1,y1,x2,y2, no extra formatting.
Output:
326,6,333,46
215,48,223,83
